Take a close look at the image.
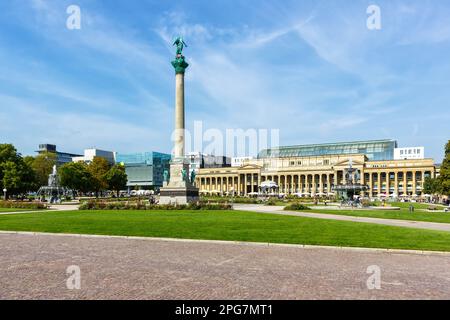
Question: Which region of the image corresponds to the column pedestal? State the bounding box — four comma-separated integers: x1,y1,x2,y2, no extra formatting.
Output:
160,160,199,205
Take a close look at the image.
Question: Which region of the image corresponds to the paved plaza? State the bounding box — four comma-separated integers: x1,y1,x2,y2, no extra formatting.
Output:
1,232,450,300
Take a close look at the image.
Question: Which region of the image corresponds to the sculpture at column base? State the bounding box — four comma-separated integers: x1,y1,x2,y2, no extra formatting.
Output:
159,161,199,205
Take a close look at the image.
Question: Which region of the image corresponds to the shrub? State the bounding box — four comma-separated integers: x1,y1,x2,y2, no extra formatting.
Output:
79,200,232,211
360,199,372,208
200,196,262,204
284,203,311,211
265,198,278,206
0,201,48,210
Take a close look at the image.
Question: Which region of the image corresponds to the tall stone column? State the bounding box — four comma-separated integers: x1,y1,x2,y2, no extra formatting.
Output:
403,171,408,196
244,174,248,195
319,175,323,194
159,37,199,205
394,172,399,197
237,175,241,196
378,172,382,196
386,172,390,196
174,73,185,160
327,174,332,194
284,175,288,194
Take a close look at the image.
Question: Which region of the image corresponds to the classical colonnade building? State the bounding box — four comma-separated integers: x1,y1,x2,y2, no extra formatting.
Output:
195,140,437,198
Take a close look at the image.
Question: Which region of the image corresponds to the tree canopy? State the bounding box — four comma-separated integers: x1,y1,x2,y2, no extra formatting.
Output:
87,157,111,196
31,152,57,187
59,162,92,194
0,144,36,196
106,164,128,196
438,140,450,196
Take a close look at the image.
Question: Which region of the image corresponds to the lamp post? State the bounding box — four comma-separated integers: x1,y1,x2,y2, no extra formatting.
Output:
3,188,7,201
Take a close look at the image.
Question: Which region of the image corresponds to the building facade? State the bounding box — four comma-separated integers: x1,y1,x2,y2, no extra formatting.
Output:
72,148,116,165
186,152,231,173
36,144,82,166
116,152,171,190
196,140,436,198
231,157,254,167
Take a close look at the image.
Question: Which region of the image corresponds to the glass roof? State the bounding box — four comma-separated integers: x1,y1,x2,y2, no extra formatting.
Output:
258,140,397,160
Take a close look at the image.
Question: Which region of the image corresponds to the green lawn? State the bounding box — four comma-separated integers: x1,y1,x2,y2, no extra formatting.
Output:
273,201,450,224
386,202,444,210
307,207,450,224
1,210,450,252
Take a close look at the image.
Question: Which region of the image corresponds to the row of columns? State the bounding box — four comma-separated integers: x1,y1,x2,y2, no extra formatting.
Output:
197,169,433,197
198,173,337,196
364,171,431,197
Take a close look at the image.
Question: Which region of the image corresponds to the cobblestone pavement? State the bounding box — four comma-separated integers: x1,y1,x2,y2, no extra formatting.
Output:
1,233,450,300
234,204,450,232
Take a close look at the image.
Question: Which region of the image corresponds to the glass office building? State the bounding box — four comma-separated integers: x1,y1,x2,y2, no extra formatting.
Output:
36,144,82,166
116,152,171,189
258,140,398,161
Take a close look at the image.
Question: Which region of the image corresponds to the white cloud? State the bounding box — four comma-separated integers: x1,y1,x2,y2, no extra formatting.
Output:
0,94,168,154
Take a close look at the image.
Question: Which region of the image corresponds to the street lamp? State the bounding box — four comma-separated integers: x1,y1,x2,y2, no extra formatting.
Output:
3,188,7,201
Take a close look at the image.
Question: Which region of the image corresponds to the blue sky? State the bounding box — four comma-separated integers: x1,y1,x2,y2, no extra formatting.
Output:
0,0,449,162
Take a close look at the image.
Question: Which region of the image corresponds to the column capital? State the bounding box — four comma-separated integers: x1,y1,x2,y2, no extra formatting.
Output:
172,55,189,74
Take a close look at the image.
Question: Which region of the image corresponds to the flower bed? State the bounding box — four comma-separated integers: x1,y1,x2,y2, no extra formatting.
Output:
79,200,233,211
0,201,48,210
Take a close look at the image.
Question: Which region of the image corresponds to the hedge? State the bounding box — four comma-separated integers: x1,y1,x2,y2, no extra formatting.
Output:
284,203,311,211
79,200,233,211
0,201,48,210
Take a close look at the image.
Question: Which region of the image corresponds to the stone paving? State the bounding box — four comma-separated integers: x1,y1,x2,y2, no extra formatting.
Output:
234,204,450,232
1,233,450,300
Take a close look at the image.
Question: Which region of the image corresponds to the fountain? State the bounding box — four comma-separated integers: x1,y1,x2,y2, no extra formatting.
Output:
37,165,66,203
333,159,369,202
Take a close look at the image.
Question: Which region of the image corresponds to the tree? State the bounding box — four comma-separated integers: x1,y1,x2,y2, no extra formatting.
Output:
59,162,91,195
2,161,21,197
0,144,37,196
423,177,440,195
30,152,57,187
87,157,111,197
106,165,128,197
23,156,39,192
438,140,450,197
0,144,21,165
0,144,20,184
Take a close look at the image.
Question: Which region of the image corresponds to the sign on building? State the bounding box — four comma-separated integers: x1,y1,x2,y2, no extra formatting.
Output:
394,147,425,160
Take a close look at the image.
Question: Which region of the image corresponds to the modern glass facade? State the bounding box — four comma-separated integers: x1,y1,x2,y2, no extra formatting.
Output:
116,152,171,188
258,140,398,161
36,144,82,166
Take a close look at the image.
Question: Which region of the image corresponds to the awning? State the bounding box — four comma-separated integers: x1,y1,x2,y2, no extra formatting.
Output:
261,181,278,188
